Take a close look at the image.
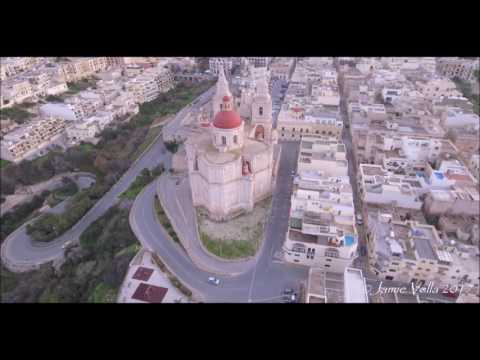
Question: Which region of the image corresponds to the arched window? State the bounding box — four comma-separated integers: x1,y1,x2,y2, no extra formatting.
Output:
259,106,263,116
194,156,199,171
222,136,227,145
234,135,238,144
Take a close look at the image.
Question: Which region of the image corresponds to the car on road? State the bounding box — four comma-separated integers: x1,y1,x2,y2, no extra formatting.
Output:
356,214,363,225
283,288,294,295
282,292,298,303
208,276,220,286
62,240,73,249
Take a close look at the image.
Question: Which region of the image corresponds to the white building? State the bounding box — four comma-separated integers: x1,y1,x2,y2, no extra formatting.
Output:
66,118,101,143
306,267,369,303
297,136,348,177
366,212,479,294
40,103,80,121
209,57,233,75
245,57,270,68
283,135,357,273
441,107,480,131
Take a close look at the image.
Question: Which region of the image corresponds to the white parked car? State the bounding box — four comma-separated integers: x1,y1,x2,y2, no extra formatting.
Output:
62,240,73,249
208,276,220,286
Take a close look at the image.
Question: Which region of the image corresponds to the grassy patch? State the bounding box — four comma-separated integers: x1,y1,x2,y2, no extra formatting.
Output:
154,196,181,245
46,177,79,207
0,192,50,243
200,232,257,259
27,182,110,242
196,198,271,260
120,168,156,200
165,140,180,153
45,95,64,103
129,126,163,161
88,282,118,303
66,77,98,95
453,77,480,115
78,142,96,153
115,243,141,258
0,159,11,169
0,265,20,294
0,106,34,124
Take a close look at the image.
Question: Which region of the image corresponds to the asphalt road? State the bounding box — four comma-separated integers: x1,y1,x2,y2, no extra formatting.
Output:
130,142,309,302
271,79,288,128
1,89,212,273
157,174,257,275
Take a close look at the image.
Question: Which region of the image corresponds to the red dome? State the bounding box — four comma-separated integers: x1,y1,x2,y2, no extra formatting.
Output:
223,95,231,101
213,110,242,129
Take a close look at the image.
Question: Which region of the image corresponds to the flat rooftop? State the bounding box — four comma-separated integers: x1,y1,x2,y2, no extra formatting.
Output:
361,165,387,176
344,268,368,303
307,269,345,303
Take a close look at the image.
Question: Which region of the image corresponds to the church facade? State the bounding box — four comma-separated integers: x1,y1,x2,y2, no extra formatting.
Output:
185,65,278,221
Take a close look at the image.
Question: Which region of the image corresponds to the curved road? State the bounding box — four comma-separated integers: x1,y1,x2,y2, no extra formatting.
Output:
130,142,308,302
1,88,214,273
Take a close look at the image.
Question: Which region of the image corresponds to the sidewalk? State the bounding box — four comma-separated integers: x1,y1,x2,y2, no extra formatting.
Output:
117,248,189,303
156,174,257,276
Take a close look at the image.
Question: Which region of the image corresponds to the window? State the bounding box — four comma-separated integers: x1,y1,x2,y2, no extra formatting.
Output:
306,129,309,133
325,248,339,258
259,106,263,116
222,136,227,145
326,258,332,262
282,127,285,131
385,276,394,281
233,135,238,144
316,130,319,134
300,128,303,132
325,264,331,268
292,128,295,132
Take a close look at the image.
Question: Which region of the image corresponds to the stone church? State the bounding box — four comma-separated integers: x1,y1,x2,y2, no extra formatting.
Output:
185,65,278,221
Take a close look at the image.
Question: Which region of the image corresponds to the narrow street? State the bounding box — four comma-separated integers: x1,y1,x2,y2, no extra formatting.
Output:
334,58,371,280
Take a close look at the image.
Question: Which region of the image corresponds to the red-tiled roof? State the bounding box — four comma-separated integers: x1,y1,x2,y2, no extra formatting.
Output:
131,283,168,303
132,267,154,281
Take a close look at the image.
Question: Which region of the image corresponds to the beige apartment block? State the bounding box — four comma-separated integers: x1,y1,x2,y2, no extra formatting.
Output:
0,117,66,162
278,106,343,141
